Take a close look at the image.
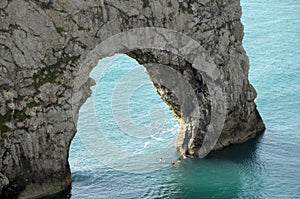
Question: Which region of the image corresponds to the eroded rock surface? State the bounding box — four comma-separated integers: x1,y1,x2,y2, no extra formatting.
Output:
0,0,265,198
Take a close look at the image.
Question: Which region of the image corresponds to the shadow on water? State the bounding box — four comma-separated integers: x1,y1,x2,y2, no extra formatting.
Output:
207,132,264,162
170,133,265,199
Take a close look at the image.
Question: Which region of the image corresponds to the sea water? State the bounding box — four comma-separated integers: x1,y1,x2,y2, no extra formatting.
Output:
67,0,300,198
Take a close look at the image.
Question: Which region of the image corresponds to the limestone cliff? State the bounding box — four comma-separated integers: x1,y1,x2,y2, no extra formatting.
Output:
0,0,265,198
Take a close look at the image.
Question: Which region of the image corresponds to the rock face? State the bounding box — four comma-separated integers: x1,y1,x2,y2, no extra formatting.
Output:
0,0,265,198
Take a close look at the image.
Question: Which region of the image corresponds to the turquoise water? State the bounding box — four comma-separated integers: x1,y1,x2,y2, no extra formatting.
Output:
67,1,300,198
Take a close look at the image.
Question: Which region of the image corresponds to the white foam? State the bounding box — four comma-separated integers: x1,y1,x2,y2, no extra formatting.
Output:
144,141,150,148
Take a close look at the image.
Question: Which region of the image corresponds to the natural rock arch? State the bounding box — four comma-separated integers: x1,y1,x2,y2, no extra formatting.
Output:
0,0,265,198
73,27,226,174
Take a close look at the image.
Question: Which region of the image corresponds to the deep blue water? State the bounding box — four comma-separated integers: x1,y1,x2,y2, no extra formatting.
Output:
68,1,300,198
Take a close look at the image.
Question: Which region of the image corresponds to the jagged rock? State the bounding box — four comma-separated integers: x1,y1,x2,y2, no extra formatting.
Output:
0,0,265,198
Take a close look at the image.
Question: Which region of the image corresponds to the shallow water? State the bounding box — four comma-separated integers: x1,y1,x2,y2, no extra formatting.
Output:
66,1,300,198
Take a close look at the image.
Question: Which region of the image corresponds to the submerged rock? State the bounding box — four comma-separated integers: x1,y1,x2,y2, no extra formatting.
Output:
0,0,265,198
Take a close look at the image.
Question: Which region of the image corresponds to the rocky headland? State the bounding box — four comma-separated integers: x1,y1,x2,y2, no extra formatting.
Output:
0,0,264,198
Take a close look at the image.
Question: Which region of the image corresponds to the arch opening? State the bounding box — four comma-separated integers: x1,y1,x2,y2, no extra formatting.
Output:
69,53,179,173
71,28,227,164
69,44,211,174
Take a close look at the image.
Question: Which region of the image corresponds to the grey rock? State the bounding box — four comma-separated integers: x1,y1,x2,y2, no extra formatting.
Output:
0,173,9,194
0,0,265,198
